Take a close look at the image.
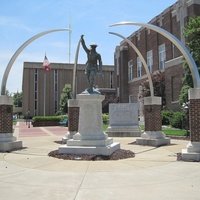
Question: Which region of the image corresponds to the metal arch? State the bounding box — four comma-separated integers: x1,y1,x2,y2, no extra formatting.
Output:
110,21,200,88
109,31,154,97
1,28,71,95
72,38,81,99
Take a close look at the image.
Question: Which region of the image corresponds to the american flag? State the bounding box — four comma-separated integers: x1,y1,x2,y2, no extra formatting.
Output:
43,54,50,72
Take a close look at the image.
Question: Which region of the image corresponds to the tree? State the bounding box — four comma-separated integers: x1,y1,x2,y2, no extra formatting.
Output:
179,16,200,105
13,91,23,107
140,70,166,106
59,84,72,114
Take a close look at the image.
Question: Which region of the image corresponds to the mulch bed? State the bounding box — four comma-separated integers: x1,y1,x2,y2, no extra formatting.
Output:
48,149,135,161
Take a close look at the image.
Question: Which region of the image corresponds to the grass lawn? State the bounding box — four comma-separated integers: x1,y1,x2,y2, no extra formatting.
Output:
162,127,188,136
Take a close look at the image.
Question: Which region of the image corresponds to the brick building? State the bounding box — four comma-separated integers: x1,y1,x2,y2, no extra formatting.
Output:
114,0,200,111
22,62,116,116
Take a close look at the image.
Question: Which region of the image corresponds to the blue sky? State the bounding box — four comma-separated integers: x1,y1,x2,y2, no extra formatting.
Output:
0,0,177,93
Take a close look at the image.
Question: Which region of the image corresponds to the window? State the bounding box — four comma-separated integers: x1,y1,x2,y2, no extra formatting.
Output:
110,71,113,88
159,44,166,70
34,69,38,115
129,95,134,103
147,50,153,73
54,69,58,113
137,57,142,78
128,60,133,81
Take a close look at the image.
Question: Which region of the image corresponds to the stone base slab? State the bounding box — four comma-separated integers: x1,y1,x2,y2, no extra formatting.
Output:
106,126,141,137
181,149,200,162
181,142,200,162
107,131,141,137
136,138,170,147
67,138,113,147
62,131,76,143
0,140,23,152
58,142,120,156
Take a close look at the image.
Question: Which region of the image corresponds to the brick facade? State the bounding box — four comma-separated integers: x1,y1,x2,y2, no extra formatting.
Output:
115,0,199,111
22,62,116,116
144,105,162,131
189,99,200,142
0,105,13,133
68,107,79,132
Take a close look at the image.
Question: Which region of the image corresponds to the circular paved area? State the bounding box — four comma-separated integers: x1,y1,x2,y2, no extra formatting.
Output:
0,122,199,200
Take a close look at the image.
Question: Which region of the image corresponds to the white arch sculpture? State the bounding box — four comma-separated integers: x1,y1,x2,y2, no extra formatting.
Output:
109,31,154,97
1,28,71,95
110,21,200,88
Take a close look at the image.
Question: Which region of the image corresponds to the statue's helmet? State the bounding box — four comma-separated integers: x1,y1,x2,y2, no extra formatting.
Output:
90,43,98,48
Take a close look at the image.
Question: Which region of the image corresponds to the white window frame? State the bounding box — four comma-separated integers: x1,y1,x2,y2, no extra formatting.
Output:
128,60,133,81
147,50,153,73
159,44,166,70
137,57,142,78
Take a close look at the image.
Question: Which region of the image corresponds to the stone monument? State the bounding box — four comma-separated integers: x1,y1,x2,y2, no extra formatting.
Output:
59,35,120,155
106,103,141,137
59,93,120,155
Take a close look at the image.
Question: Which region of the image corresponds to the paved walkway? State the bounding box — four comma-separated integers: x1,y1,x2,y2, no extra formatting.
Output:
0,122,199,200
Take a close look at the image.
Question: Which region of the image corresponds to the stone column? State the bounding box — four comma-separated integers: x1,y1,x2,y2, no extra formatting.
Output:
119,46,129,103
0,95,22,152
62,99,79,143
136,96,170,147
182,88,200,161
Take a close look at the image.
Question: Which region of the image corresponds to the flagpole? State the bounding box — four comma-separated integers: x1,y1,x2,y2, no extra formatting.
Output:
68,23,71,63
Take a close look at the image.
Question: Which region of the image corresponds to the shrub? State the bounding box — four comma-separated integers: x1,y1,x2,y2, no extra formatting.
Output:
161,110,173,125
32,115,64,122
170,112,185,129
102,113,109,124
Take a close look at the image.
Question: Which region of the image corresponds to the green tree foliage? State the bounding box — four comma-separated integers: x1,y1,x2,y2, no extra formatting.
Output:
59,84,72,114
184,16,200,65
13,91,23,107
5,90,11,96
179,16,200,105
141,70,166,106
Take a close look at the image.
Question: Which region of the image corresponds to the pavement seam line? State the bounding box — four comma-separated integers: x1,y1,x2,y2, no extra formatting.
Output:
73,162,90,200
39,127,55,136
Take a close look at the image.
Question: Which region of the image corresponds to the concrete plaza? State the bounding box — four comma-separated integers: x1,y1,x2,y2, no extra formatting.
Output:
0,122,199,200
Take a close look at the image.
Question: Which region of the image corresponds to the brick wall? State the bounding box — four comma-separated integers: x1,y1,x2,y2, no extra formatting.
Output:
0,105,13,133
119,48,129,103
68,107,79,132
165,64,184,111
189,99,200,142
117,1,200,109
144,105,162,131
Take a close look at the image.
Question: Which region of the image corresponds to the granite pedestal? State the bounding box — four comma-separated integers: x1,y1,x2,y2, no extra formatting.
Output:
59,94,120,155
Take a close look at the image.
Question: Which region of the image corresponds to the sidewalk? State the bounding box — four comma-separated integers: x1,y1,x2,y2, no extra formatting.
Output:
0,122,199,200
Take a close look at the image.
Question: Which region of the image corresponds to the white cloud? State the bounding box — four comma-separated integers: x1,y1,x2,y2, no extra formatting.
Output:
0,16,32,32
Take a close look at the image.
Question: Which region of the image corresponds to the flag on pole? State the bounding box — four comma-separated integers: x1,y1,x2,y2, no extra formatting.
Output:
43,54,51,72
